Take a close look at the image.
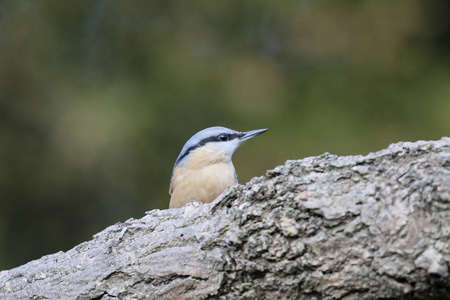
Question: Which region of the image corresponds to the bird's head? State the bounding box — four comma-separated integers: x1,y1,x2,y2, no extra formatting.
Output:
173,126,268,169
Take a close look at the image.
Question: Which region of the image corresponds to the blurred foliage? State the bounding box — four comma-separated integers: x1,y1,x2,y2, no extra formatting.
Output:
0,0,449,270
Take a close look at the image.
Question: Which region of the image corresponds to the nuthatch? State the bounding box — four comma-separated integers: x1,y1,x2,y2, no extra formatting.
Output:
169,126,268,208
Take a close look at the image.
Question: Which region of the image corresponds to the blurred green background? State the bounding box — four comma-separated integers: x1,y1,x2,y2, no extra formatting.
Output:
1,0,449,270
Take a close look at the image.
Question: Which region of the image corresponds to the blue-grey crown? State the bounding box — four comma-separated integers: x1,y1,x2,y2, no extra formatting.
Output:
174,126,241,168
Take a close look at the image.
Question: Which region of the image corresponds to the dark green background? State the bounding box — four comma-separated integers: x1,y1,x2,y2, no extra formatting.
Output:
1,0,449,270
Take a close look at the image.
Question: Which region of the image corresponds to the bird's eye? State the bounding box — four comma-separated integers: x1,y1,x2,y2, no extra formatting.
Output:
219,134,229,141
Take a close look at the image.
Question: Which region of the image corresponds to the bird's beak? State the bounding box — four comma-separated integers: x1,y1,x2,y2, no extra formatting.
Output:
239,128,269,142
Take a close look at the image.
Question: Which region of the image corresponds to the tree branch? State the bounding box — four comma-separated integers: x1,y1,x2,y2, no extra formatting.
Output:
1,138,449,299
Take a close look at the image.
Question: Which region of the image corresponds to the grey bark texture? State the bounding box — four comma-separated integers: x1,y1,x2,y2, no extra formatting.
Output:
1,138,450,300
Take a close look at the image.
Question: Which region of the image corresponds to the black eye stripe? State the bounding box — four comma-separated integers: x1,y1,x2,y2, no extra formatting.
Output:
227,133,244,140
175,132,244,165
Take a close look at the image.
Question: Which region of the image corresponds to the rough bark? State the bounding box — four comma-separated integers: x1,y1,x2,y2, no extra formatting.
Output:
1,138,450,300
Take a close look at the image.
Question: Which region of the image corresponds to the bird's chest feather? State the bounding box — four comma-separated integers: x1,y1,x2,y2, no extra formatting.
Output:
170,162,237,207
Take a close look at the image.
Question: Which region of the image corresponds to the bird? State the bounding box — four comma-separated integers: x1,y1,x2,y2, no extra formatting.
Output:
169,126,268,208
